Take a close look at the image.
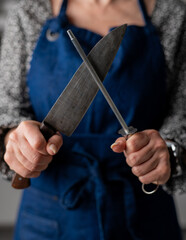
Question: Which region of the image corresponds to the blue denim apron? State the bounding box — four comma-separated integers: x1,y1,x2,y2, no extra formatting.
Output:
14,0,182,239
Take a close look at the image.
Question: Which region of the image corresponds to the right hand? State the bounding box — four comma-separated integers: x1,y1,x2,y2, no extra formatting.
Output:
4,120,63,178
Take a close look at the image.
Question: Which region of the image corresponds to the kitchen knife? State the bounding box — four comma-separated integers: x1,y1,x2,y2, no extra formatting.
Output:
12,24,127,189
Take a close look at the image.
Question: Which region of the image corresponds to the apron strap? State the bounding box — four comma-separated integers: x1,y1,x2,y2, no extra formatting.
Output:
138,0,151,25
58,0,68,21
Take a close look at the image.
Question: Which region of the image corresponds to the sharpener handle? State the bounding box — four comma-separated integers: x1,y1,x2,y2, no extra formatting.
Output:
119,126,159,195
11,122,56,189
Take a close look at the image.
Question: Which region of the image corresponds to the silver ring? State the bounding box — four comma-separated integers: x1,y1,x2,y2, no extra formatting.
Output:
46,29,59,42
142,183,159,195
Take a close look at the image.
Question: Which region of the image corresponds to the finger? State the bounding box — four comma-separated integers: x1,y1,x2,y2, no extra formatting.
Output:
19,121,48,155
16,147,50,172
4,151,40,178
126,142,155,167
46,132,63,155
11,132,52,166
138,162,171,185
125,132,150,155
6,138,51,171
131,153,159,177
110,137,126,153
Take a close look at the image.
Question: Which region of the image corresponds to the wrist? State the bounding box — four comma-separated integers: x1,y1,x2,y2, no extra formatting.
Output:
166,140,182,177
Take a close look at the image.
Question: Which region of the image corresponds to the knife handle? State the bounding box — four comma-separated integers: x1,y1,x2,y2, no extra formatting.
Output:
11,122,56,189
11,174,30,189
40,121,57,141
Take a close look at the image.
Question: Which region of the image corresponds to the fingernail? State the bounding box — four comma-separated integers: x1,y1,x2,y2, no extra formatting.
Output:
110,142,120,149
49,144,57,154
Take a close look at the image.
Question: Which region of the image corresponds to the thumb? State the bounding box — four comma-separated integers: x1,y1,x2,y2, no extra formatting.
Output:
110,137,126,153
46,132,63,155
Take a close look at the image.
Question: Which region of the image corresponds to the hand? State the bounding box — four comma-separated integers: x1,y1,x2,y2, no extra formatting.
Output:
111,130,171,185
4,120,63,178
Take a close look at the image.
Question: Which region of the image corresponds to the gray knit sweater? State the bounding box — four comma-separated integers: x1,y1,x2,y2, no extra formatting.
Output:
0,0,185,192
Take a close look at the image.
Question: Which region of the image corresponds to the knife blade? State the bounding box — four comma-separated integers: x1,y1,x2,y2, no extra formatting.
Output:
67,29,137,137
12,24,127,189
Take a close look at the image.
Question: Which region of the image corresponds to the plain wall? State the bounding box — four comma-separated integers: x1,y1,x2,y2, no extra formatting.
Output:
0,180,21,226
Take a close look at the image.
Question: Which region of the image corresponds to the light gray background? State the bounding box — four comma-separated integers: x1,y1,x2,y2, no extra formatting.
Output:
0,0,186,235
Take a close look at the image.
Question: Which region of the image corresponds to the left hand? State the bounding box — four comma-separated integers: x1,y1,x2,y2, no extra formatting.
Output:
111,129,171,185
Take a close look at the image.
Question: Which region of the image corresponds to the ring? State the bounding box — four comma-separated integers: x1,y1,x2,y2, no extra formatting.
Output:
142,183,159,195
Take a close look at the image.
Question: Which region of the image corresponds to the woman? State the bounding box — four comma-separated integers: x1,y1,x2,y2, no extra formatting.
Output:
0,0,185,239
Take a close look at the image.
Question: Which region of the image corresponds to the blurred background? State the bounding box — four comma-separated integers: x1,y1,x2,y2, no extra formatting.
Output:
0,0,186,239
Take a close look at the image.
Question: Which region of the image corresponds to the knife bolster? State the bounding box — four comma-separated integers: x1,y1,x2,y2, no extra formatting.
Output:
40,121,57,141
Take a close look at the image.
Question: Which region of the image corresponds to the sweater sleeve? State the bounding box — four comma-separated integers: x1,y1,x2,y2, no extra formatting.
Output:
159,16,186,193
0,7,35,180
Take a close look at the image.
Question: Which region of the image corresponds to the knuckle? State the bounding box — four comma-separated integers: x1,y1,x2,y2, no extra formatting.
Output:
137,132,146,139
132,166,141,176
155,140,165,149
126,157,131,167
139,176,152,185
127,139,137,152
3,152,8,162
135,132,148,143
150,129,156,134
128,133,148,152
138,176,146,184
4,152,12,165
150,129,160,137
9,131,17,142
32,137,45,151
20,121,29,128
19,121,28,131
31,153,41,164
27,163,38,172
128,154,138,167
5,142,12,152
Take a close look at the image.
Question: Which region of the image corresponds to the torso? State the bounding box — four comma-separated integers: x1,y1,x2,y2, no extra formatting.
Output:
29,0,166,132
50,0,156,35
